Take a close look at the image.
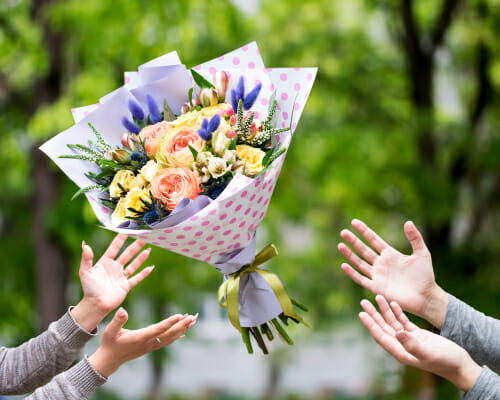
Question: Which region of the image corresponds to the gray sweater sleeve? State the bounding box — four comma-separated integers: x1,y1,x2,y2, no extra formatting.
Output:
440,294,500,371
462,367,500,400
0,308,105,396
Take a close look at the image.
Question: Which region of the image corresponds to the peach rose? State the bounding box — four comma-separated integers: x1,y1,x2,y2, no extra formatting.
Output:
150,167,200,211
138,121,172,156
157,127,204,167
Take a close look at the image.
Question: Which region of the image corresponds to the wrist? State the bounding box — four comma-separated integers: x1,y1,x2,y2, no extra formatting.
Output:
453,358,482,392
420,284,449,329
71,298,110,333
88,347,122,378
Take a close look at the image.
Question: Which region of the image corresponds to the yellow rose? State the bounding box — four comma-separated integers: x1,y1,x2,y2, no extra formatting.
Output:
124,188,150,219
109,170,136,198
236,145,266,176
140,160,161,182
170,103,231,131
111,197,127,227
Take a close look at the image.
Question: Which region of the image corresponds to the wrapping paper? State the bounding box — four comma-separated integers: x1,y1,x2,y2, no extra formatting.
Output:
41,42,317,328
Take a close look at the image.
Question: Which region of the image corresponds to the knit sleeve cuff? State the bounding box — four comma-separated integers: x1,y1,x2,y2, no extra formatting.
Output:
463,367,500,399
53,307,99,348
439,294,461,340
64,357,107,398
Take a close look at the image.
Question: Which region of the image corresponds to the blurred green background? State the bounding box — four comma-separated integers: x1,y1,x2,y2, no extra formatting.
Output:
1,0,500,399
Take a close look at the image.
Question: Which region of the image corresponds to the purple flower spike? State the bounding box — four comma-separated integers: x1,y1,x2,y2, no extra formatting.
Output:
243,82,262,110
128,99,145,121
147,94,162,123
207,114,220,133
202,118,209,130
231,89,239,113
231,76,246,113
197,128,212,141
122,117,140,134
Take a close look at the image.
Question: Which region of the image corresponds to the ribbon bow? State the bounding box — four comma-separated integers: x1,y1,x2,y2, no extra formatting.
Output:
217,243,305,332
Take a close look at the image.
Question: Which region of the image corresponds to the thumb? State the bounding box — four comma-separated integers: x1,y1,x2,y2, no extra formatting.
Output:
106,307,128,335
404,221,429,256
396,330,427,360
80,241,94,273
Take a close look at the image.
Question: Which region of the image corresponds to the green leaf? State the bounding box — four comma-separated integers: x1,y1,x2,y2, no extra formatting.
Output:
163,99,176,121
188,87,194,107
188,144,198,161
262,146,274,167
190,69,215,89
228,137,238,150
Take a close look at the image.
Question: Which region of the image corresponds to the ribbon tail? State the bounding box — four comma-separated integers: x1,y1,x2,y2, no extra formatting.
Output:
226,275,242,333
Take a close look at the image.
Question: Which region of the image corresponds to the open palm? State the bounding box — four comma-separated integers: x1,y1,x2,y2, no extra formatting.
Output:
338,219,436,318
80,234,153,313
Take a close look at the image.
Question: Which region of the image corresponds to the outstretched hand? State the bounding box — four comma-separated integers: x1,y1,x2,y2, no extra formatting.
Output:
88,308,198,378
338,219,448,328
71,234,154,332
359,296,481,393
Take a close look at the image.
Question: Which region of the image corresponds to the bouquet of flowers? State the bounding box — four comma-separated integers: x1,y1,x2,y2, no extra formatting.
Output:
41,42,317,354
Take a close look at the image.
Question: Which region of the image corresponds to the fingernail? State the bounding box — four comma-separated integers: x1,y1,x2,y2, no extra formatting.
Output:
82,240,85,248
193,313,199,319
396,332,408,343
146,248,152,253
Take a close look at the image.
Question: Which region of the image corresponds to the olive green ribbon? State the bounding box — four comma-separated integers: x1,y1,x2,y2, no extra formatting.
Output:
217,243,304,333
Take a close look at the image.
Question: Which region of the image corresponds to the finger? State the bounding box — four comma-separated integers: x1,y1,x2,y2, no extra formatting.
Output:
360,299,396,336
375,295,404,332
116,240,147,266
157,315,198,345
395,331,427,362
102,234,128,260
123,248,152,277
340,229,378,264
341,263,375,292
404,221,429,256
351,219,389,253
106,307,129,336
390,301,419,332
147,314,186,337
359,312,414,365
338,243,372,278
79,241,94,273
127,266,155,289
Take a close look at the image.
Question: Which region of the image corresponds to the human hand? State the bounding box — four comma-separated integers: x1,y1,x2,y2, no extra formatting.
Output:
71,234,154,332
338,219,448,328
88,308,198,377
359,295,481,393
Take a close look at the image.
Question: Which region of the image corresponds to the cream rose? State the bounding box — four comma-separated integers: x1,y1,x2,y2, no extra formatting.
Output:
140,160,160,182
236,145,266,176
124,188,150,219
111,197,127,226
109,170,136,198
157,127,204,167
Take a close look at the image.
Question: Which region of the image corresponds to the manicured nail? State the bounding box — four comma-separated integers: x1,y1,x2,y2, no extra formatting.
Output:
82,240,86,248
193,313,199,319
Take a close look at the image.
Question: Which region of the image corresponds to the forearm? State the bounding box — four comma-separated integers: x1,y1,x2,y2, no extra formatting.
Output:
0,309,97,395
441,295,500,371
24,357,106,400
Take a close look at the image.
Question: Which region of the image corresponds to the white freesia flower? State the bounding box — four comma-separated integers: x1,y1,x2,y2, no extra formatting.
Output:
207,157,230,178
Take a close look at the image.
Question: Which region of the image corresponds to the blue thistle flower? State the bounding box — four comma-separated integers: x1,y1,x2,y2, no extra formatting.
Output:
243,82,262,110
207,114,220,133
197,128,212,141
144,210,160,225
146,94,162,124
128,99,145,121
122,117,140,134
130,152,144,162
205,181,229,200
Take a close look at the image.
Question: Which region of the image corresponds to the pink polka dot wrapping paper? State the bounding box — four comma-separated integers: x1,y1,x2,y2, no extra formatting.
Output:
40,42,317,333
